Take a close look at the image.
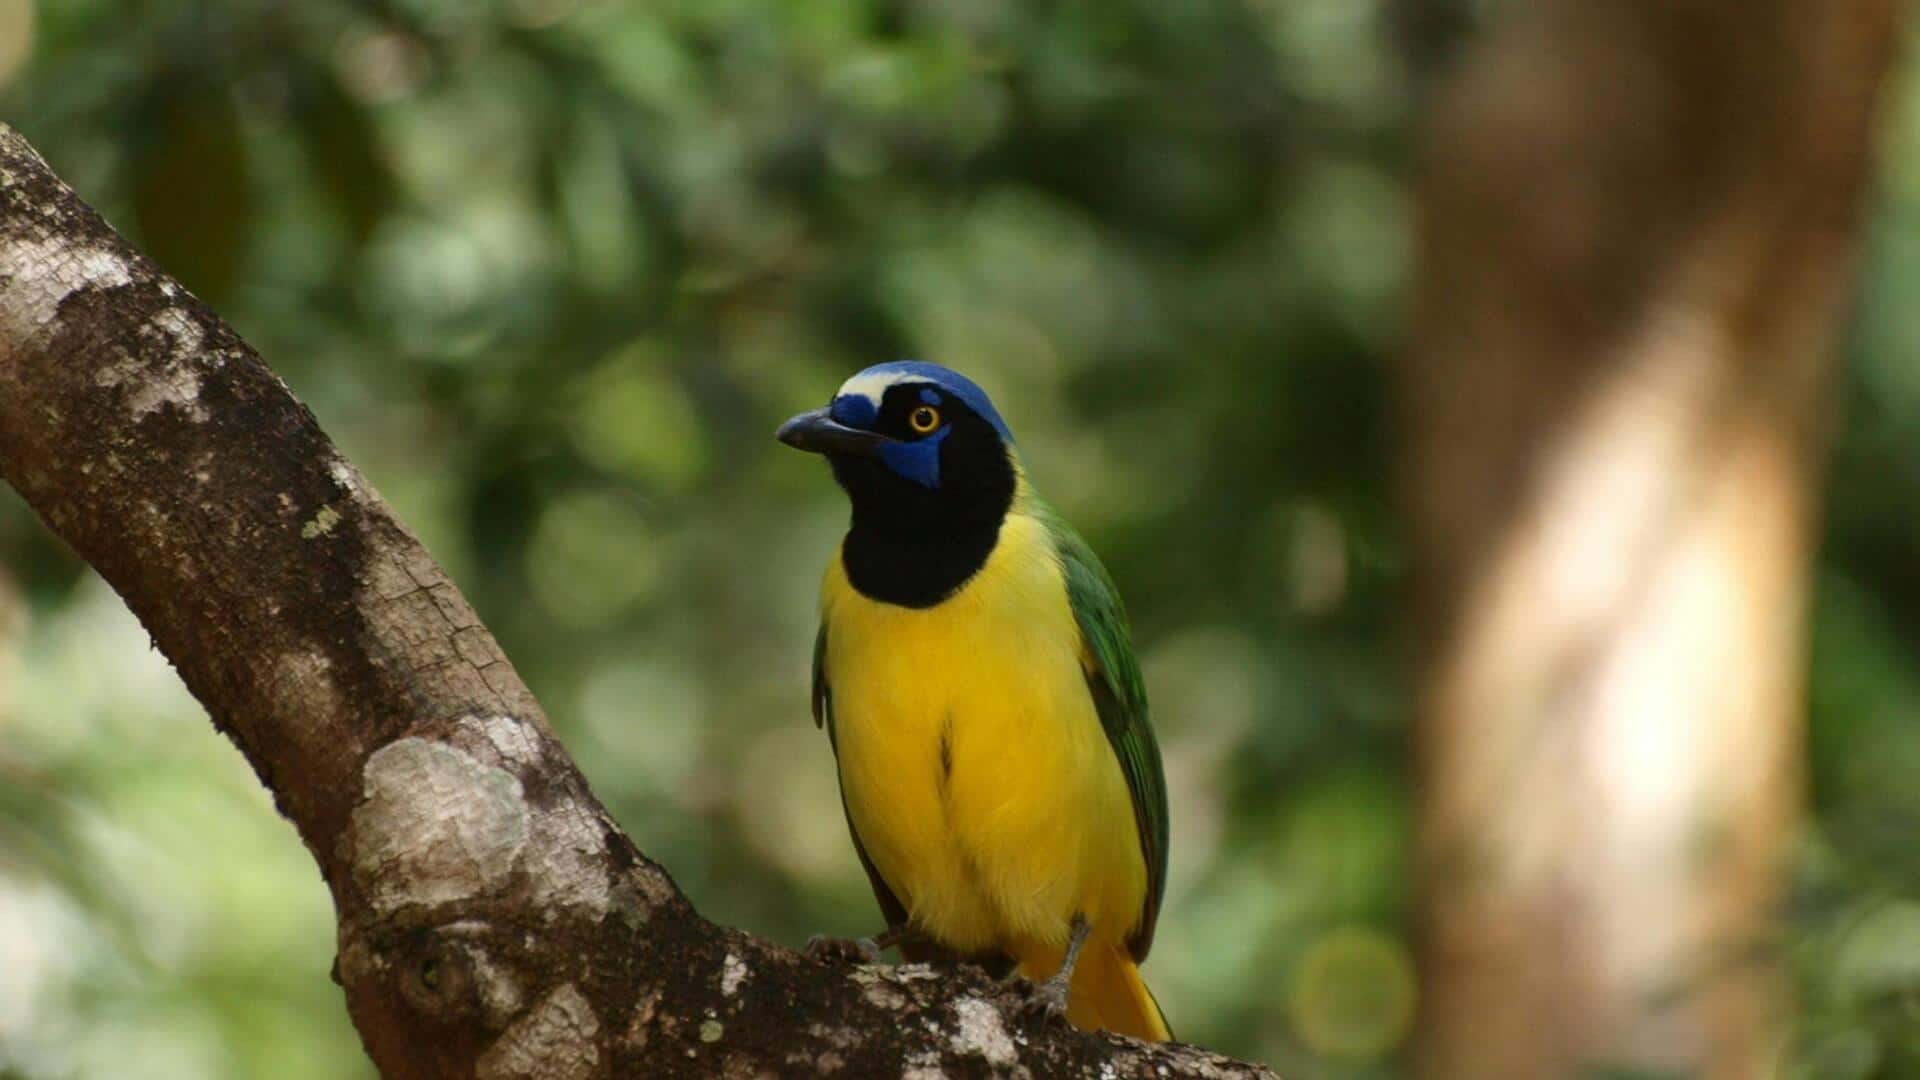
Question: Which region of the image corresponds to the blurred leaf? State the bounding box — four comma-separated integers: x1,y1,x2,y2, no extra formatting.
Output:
290,65,395,252
128,76,251,305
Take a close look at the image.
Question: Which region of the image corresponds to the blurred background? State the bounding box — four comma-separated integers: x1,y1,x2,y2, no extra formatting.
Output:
0,1,1916,1077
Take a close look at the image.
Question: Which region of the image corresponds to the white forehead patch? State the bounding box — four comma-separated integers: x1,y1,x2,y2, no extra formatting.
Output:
835,369,920,407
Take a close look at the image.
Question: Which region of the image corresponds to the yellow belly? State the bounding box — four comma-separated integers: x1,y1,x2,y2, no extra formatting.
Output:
821,512,1147,957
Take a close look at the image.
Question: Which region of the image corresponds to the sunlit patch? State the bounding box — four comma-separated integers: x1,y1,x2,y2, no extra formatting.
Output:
0,0,33,90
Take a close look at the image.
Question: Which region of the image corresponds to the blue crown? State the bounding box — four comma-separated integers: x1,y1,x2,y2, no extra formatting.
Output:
847,361,1013,442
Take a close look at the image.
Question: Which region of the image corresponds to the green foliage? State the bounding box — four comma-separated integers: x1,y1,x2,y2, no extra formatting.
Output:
0,2,1917,1076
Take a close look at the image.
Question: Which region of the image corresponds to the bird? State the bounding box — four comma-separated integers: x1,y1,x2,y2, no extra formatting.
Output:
777,361,1171,1041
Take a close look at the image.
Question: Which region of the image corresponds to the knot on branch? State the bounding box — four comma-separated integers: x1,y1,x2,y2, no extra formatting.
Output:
338,920,527,1031
398,927,525,1026
338,716,674,925
336,915,615,1079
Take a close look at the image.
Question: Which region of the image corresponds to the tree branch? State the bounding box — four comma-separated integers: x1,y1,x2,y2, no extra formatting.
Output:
0,124,1268,1080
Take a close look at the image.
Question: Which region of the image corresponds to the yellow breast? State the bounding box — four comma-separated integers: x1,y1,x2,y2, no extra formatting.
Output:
821,510,1147,956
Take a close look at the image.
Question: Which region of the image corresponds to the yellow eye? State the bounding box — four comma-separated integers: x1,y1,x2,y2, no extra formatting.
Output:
909,405,940,434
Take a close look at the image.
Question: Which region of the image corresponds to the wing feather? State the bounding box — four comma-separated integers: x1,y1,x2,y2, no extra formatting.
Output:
1031,500,1170,960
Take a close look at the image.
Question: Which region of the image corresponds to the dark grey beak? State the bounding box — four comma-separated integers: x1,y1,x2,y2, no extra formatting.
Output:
776,407,887,458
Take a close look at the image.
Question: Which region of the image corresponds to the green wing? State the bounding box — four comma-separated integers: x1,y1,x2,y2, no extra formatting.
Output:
1031,499,1170,960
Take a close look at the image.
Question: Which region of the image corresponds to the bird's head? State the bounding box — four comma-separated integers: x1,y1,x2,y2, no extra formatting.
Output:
777,361,1017,533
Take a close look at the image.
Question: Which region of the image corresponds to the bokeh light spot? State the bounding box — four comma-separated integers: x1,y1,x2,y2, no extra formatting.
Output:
1288,924,1416,1061
526,490,660,628
0,0,33,90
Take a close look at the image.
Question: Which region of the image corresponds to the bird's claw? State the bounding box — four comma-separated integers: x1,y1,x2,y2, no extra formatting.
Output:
805,934,884,965
1012,971,1072,1025
1010,916,1087,1027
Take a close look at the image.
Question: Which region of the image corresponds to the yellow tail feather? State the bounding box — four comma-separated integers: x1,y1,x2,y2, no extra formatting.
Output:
1019,941,1172,1042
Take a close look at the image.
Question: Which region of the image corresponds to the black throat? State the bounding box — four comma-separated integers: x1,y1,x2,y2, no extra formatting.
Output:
833,452,1016,609
841,511,1003,608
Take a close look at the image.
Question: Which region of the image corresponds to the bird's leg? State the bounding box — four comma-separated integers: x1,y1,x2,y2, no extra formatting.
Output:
1020,915,1091,1021
806,923,917,965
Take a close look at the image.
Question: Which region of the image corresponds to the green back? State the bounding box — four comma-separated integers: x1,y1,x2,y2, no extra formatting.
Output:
1029,496,1170,961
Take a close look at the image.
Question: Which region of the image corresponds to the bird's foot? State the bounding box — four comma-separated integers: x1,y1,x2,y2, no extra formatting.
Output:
1010,916,1089,1027
1012,969,1073,1025
805,934,885,965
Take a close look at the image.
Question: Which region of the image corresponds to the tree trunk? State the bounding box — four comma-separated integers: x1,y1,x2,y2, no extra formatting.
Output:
1403,2,1902,1077
0,124,1268,1080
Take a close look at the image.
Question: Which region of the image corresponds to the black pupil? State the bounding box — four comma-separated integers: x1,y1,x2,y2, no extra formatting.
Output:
914,408,934,428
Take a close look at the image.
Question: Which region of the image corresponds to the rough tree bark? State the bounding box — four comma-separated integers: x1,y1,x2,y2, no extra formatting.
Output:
0,125,1267,1079
1403,2,1901,1077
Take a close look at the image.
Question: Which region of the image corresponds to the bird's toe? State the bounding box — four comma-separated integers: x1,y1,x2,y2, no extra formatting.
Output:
1012,973,1072,1025
805,934,884,965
